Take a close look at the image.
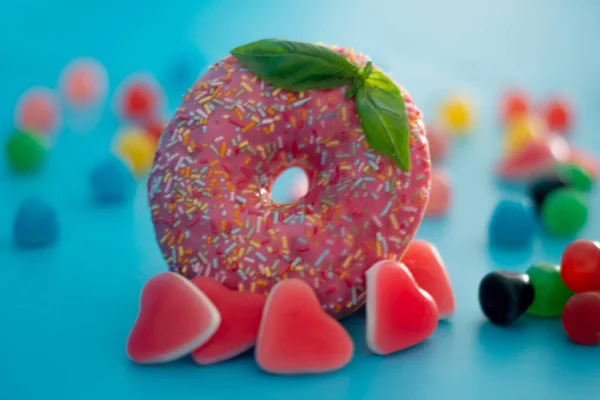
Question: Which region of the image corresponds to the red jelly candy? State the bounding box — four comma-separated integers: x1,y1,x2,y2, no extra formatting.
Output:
190,277,266,365
543,96,572,134
560,240,600,293
117,75,163,122
401,240,456,319
255,279,354,374
126,272,221,364
125,83,155,117
562,292,600,346
500,90,529,123
365,260,439,355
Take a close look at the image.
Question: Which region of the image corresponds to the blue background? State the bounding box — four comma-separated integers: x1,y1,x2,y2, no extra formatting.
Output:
1,0,599,399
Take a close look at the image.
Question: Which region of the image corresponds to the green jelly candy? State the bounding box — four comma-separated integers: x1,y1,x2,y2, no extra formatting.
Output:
557,163,593,192
5,130,47,173
526,263,573,317
541,188,587,237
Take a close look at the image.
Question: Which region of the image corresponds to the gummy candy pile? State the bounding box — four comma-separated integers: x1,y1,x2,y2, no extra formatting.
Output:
479,239,600,346
5,55,204,247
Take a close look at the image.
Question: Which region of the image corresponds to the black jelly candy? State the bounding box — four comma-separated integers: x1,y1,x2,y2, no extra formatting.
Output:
528,173,569,212
478,271,534,326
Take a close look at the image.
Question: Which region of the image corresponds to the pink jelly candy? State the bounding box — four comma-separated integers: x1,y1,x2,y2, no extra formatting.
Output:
14,87,60,134
496,135,570,181
425,169,451,217
191,277,266,365
59,57,108,107
427,125,450,163
255,279,354,374
365,260,439,355
401,239,456,319
126,272,221,364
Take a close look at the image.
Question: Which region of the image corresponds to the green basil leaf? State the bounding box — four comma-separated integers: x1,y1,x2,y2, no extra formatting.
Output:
359,61,373,80
355,81,411,172
345,77,363,100
365,70,400,94
231,39,358,92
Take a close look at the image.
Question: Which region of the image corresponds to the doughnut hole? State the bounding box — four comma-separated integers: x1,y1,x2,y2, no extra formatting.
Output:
270,167,310,204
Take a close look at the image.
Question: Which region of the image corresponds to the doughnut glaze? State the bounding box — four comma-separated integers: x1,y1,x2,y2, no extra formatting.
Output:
148,46,432,318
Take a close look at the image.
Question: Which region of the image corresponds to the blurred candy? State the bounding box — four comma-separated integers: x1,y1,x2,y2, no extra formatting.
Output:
143,119,167,144
568,148,598,179
165,47,208,92
115,74,164,123
425,169,451,217
59,57,108,108
499,89,529,123
426,125,449,162
5,129,47,173
527,172,569,213
542,96,572,134
526,263,573,317
478,271,534,326
14,87,60,134
541,188,588,237
439,95,473,134
365,260,438,355
556,163,593,193
561,292,600,346
89,155,135,204
504,115,546,155
496,135,570,181
255,279,353,374
560,240,600,293
115,128,157,176
13,197,59,248
124,84,155,119
488,199,535,248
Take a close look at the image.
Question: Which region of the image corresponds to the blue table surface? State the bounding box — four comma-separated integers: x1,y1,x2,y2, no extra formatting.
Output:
1,0,599,399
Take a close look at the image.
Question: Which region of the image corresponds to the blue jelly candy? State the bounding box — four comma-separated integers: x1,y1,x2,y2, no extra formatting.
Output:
165,46,208,92
488,199,536,247
13,197,59,248
89,155,135,204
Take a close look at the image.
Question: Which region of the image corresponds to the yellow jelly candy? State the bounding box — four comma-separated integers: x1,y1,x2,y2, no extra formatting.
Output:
504,116,546,154
439,96,473,134
115,128,157,176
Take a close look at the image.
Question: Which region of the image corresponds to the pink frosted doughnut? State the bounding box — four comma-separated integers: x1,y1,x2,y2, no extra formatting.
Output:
148,47,432,318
